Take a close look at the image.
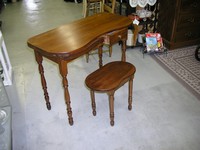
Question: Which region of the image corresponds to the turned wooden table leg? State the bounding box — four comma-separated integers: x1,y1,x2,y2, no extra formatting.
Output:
98,44,103,68
128,76,133,110
108,92,115,126
34,51,51,110
133,24,139,46
121,39,127,62
59,60,73,126
109,45,112,57
86,53,89,63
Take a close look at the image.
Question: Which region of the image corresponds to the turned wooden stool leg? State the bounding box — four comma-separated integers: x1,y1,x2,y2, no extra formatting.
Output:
109,92,115,126
128,76,133,110
90,90,96,116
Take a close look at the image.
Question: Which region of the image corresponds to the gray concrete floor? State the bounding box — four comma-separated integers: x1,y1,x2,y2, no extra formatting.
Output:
1,0,200,150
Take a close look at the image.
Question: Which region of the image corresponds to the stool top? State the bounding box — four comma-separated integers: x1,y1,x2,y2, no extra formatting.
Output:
85,61,136,92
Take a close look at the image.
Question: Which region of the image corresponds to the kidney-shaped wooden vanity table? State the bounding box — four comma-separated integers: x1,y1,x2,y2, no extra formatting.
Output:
27,12,132,126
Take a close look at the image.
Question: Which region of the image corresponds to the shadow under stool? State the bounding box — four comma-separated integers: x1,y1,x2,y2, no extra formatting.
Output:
85,61,136,126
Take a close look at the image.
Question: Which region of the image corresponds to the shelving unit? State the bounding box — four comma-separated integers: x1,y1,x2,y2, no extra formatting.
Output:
0,31,12,86
0,78,12,150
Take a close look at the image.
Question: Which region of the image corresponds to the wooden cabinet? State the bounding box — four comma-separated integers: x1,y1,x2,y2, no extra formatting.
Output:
157,0,200,50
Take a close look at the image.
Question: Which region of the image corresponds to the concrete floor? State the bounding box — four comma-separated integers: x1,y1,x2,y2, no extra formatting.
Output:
1,0,200,150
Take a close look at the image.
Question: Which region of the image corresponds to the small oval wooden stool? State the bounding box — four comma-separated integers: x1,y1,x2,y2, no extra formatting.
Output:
85,61,136,126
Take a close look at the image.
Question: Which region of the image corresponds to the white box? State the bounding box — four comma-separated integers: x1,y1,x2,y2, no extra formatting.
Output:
127,29,134,46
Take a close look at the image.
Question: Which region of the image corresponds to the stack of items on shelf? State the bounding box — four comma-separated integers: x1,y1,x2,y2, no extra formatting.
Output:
145,33,163,52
